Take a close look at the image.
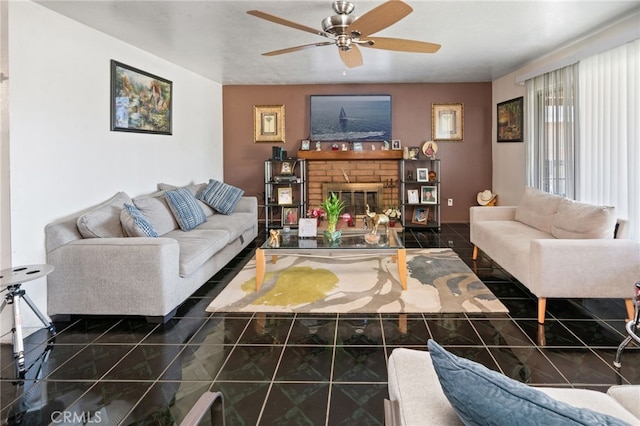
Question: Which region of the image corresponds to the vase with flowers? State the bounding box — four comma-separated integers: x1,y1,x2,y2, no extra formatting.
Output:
383,207,401,227
320,192,346,242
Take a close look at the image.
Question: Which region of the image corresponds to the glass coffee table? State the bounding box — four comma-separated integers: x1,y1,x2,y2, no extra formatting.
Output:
255,229,406,291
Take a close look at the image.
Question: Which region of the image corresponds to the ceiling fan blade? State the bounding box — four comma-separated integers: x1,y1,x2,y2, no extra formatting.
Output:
347,1,412,38
247,10,329,38
339,45,363,68
262,42,334,57
361,37,441,53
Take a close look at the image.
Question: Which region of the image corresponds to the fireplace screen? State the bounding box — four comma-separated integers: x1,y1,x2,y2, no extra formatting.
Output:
322,183,385,219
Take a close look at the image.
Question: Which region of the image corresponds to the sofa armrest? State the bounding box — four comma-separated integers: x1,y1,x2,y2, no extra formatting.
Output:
47,237,183,317
234,197,258,214
470,206,517,223
529,239,640,298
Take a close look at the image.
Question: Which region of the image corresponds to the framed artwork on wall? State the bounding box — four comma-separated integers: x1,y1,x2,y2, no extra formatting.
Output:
497,97,524,142
110,60,172,135
432,103,463,141
254,105,285,143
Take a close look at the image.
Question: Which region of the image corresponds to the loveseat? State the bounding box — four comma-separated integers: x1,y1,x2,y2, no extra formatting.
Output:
385,343,640,425
45,180,258,322
470,187,640,323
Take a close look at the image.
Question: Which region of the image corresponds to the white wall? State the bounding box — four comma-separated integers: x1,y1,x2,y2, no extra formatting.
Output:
2,1,223,340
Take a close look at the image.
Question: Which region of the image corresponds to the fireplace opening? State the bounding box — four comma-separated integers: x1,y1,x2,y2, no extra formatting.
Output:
322,183,384,220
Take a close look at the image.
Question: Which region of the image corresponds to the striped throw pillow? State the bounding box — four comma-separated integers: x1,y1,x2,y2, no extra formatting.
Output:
196,180,244,215
164,188,207,231
121,203,159,237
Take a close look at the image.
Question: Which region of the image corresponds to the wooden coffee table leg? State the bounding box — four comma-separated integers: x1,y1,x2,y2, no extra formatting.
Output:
397,248,407,290
256,248,266,291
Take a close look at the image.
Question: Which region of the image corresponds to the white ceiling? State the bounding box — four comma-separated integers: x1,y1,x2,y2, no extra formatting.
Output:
36,0,640,85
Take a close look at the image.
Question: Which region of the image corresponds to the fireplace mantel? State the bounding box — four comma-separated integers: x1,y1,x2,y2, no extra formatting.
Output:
297,150,403,161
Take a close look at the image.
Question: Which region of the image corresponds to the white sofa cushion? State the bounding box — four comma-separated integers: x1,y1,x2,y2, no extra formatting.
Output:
77,191,132,238
515,187,563,233
132,192,179,235
551,198,617,239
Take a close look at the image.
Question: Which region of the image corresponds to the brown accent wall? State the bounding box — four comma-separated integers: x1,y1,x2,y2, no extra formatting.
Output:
223,83,492,223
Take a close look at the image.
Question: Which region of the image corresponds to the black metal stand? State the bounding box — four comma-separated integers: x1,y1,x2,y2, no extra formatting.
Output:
0,265,56,380
614,281,640,368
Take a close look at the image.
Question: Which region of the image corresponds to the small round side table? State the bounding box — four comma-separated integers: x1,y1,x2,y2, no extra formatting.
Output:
0,264,56,379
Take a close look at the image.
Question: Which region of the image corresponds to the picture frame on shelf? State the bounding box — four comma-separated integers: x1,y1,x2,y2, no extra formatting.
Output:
417,168,429,182
411,207,430,224
301,139,310,150
421,185,438,204
407,189,419,204
254,105,285,143
497,97,524,142
432,103,463,141
391,140,402,150
282,207,298,226
277,187,292,205
280,160,295,175
409,147,420,160
352,142,364,151
110,60,172,135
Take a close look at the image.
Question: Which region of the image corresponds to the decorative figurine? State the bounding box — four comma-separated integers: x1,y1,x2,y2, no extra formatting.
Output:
341,143,348,151
268,229,280,247
315,141,321,151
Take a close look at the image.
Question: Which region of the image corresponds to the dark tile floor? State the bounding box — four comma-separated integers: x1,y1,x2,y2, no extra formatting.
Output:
1,223,639,425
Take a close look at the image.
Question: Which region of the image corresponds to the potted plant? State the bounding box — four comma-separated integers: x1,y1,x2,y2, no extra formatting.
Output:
320,192,346,241
384,207,401,227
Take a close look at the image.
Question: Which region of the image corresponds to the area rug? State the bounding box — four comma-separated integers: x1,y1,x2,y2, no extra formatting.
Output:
206,248,508,314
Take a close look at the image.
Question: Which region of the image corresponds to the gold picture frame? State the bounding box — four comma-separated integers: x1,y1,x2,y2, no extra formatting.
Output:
432,103,463,141
254,105,285,143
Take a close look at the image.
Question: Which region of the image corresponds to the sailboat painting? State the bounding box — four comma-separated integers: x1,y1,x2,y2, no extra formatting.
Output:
310,95,392,142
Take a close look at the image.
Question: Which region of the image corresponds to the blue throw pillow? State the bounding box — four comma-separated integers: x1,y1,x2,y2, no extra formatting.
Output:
121,204,159,237
427,340,630,426
164,188,207,231
196,179,244,215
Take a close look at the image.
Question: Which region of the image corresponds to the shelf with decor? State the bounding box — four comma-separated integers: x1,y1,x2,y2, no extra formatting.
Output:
264,158,307,231
399,158,441,231
297,150,403,161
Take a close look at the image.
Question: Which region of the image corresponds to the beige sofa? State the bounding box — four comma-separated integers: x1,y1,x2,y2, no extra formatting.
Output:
45,181,258,322
470,187,640,323
386,345,640,425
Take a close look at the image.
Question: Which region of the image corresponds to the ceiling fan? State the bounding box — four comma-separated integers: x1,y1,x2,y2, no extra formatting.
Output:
247,0,441,68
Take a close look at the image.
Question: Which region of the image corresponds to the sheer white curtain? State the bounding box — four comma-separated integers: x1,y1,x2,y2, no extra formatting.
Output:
577,40,640,240
525,65,578,198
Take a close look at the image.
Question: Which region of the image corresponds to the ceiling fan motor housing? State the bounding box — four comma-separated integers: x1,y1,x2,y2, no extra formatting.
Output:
323,1,357,35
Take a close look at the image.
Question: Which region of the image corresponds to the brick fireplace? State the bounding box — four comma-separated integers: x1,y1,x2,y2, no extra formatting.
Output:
306,160,399,217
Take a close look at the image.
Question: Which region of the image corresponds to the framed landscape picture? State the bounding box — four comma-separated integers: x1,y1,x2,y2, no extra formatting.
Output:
111,60,172,135
497,97,524,142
